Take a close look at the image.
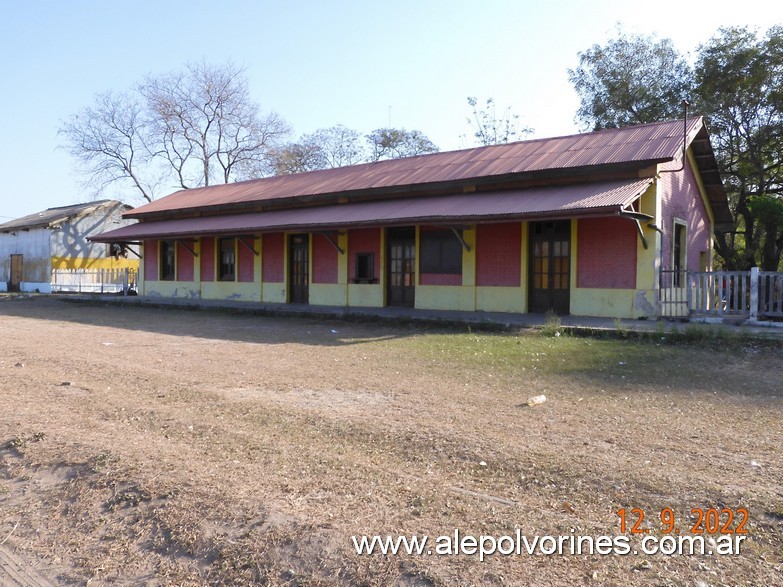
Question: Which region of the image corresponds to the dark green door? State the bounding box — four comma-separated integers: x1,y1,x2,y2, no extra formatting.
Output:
288,234,309,304
387,227,415,307
529,221,571,314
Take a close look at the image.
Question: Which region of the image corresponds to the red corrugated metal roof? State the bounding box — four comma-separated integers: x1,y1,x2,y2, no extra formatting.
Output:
127,118,700,218
93,179,653,242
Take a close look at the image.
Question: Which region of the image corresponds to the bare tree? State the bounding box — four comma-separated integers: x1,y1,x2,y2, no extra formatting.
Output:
61,61,290,201
59,91,159,202
269,140,328,175
466,96,532,145
366,128,439,161
140,61,290,188
310,125,367,168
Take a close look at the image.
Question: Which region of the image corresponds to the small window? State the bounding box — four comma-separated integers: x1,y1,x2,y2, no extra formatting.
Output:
160,240,175,281
420,229,462,274
354,252,375,283
219,237,236,281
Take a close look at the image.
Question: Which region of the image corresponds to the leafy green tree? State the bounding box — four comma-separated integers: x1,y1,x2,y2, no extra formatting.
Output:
466,96,532,145
568,30,692,130
694,26,783,270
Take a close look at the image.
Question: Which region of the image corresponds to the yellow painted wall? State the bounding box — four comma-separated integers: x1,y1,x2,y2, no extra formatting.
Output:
145,281,200,299
476,287,525,313
415,286,476,311
310,284,347,306
201,281,261,302
262,282,286,303
570,288,636,318
461,227,476,287
51,256,139,270
348,284,384,307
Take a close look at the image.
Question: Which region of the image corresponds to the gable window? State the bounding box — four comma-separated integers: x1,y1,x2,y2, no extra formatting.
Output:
159,240,175,281
672,221,687,286
355,252,375,283
420,229,462,274
219,237,236,281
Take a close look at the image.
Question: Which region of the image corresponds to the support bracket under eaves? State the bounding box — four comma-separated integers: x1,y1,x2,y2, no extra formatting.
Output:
618,209,654,251
176,239,199,257
238,237,259,256
319,232,345,255
122,242,141,258
449,227,471,252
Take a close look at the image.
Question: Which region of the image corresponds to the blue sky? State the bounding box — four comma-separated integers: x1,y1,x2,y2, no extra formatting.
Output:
1,0,780,219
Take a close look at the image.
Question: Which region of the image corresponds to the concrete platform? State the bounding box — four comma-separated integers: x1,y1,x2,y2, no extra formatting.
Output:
55,293,783,339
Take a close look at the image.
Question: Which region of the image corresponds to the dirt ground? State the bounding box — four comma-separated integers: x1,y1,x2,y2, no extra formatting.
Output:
1,295,782,586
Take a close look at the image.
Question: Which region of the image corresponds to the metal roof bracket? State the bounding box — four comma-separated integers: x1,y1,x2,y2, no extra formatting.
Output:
616,209,651,251
633,219,648,250
123,244,141,258
176,239,199,258
319,232,344,255
238,237,259,256
449,226,471,252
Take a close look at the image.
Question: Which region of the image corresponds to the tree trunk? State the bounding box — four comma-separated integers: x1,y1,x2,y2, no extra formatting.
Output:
761,221,782,271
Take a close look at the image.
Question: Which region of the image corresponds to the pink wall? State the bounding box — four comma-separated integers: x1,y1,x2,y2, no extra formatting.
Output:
312,233,338,284
200,237,215,281
237,238,255,282
144,240,158,280
176,239,195,281
577,217,637,289
476,223,521,286
262,233,285,282
348,228,381,282
420,273,461,286
660,159,712,270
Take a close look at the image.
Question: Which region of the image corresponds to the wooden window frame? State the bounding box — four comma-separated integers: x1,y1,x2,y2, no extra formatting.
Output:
420,229,463,275
159,240,176,281
218,237,236,282
354,252,376,283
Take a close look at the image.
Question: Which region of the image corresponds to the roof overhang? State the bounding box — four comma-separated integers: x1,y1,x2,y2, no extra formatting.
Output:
91,179,654,243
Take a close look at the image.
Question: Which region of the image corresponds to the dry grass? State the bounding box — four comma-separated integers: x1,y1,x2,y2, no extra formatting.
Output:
0,296,782,586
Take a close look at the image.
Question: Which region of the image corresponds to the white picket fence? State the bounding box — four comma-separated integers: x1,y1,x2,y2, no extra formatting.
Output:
660,267,783,320
51,268,137,294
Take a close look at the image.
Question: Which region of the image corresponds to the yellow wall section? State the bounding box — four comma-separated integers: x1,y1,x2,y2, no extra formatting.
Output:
145,281,200,299
310,284,347,306
519,222,529,313
416,286,476,311
570,288,636,318
348,284,384,307
476,287,524,313
461,227,476,287
201,282,260,302
51,256,139,270
262,283,286,303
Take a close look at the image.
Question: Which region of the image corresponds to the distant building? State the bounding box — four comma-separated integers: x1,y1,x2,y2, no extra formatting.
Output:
92,119,731,319
0,200,138,293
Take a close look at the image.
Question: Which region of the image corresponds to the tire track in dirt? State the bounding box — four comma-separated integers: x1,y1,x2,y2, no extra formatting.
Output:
0,545,56,587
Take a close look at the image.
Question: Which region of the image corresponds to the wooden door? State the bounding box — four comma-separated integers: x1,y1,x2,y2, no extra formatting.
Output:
288,234,309,304
9,254,23,292
387,227,415,307
529,221,571,314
